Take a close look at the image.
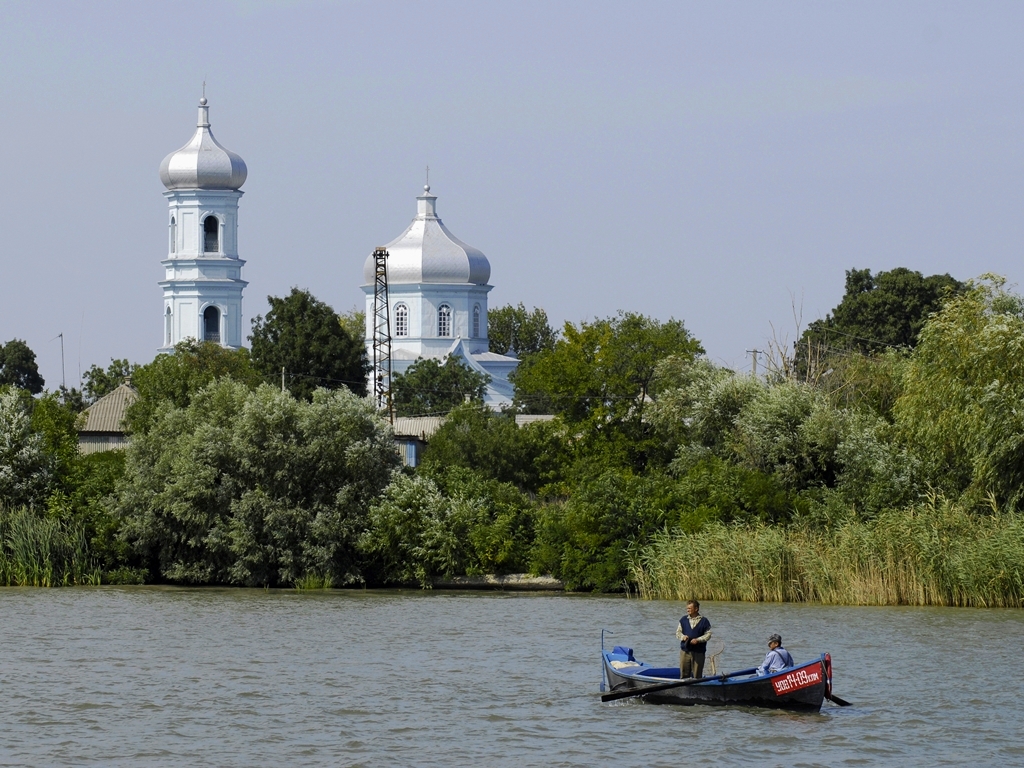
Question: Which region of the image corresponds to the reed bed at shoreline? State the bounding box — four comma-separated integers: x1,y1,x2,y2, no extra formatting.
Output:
630,495,1024,607
0,506,99,587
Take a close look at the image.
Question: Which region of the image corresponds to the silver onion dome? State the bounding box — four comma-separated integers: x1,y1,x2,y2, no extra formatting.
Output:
159,97,247,191
364,186,491,285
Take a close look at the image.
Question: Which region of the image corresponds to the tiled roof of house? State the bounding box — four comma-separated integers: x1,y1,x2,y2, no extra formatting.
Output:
80,383,138,434
392,416,446,440
390,413,554,440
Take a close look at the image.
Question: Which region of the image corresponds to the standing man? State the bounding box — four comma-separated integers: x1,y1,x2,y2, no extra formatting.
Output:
676,600,712,679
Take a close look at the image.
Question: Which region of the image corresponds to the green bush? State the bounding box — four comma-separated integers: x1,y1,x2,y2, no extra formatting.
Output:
0,387,51,508
530,469,676,591
115,380,399,586
360,468,537,586
895,276,1024,508
420,404,568,494
669,454,807,527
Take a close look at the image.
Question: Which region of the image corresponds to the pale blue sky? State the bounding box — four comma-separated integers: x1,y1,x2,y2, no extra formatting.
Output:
1,1,1022,388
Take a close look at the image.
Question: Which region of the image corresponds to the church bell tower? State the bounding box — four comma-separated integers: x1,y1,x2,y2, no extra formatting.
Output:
158,96,248,350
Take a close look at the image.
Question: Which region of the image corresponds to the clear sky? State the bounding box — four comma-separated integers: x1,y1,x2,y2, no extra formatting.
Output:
1,1,1022,389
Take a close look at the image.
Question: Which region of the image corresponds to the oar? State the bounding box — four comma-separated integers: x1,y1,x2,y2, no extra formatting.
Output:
601,667,758,703
827,692,853,707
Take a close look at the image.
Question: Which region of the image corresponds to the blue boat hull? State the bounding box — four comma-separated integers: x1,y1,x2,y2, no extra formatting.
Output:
603,650,828,712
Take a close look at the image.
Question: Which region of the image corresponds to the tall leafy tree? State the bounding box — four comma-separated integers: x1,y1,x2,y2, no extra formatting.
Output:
487,303,557,359
115,381,399,586
338,307,366,343
250,288,369,401
0,339,45,394
82,359,137,403
127,340,262,434
799,267,963,361
512,312,703,468
391,358,488,416
0,388,51,507
895,275,1024,508
419,403,567,493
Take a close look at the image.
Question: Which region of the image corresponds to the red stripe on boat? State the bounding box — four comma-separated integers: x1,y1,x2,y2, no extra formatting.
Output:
771,666,823,696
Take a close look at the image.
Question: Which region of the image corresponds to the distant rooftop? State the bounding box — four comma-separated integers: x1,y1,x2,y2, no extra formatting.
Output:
80,382,138,434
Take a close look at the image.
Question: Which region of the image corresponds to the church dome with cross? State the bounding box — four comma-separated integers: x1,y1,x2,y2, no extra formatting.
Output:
362,185,490,286
159,97,247,191
361,184,518,409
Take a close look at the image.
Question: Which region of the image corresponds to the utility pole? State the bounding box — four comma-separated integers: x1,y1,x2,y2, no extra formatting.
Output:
372,247,393,422
746,348,762,377
281,366,286,393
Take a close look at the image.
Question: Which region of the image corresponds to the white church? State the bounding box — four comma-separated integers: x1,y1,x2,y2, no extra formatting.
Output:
156,97,519,407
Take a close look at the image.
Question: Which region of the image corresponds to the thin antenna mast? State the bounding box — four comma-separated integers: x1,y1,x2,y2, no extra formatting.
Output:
51,333,66,390
372,247,393,421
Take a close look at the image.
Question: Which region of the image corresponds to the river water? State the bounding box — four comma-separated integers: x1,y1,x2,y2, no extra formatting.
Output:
0,588,1020,767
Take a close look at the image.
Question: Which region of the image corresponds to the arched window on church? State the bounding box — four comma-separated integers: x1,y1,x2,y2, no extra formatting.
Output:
203,306,221,344
472,304,481,338
204,216,219,253
165,306,173,346
170,216,176,254
395,303,409,337
438,304,452,337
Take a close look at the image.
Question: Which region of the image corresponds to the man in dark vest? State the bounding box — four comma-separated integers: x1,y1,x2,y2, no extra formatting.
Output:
676,599,712,679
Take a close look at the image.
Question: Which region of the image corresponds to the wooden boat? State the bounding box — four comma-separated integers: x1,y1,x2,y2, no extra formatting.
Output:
602,644,830,712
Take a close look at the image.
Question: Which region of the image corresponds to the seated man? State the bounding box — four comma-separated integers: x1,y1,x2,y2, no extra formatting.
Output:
756,634,795,676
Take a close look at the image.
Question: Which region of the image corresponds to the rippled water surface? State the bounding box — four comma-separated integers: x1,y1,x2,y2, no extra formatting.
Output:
0,588,1020,766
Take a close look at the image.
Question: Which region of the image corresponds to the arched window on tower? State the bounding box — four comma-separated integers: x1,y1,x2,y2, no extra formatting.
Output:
203,216,219,253
394,303,409,337
165,306,173,346
170,216,176,254
203,306,221,344
438,304,452,337
473,304,481,338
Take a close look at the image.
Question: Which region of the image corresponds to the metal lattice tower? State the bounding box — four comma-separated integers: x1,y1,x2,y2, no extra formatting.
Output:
371,247,393,421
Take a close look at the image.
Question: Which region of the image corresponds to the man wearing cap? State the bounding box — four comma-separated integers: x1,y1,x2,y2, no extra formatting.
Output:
757,634,795,676
676,600,712,679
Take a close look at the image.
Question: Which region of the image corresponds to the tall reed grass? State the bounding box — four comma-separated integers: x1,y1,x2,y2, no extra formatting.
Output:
630,494,1024,607
0,505,100,587
293,573,334,590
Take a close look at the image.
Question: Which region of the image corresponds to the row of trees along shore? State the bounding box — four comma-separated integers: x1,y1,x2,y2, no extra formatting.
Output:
2,273,1024,606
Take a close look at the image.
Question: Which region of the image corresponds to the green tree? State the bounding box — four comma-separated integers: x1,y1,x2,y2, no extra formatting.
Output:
115,380,399,586
29,393,80,495
250,288,369,401
488,303,557,358
0,388,51,507
895,275,1024,508
531,468,680,591
83,359,137,403
799,267,963,368
391,357,489,416
127,340,261,434
0,339,45,394
338,307,365,343
420,403,567,493
359,468,537,586
513,312,704,467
